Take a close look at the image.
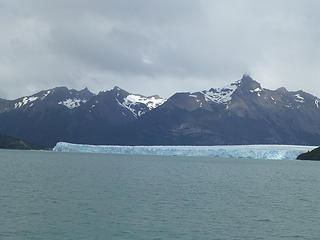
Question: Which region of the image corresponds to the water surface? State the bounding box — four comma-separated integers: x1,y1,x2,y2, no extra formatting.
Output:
1,150,320,240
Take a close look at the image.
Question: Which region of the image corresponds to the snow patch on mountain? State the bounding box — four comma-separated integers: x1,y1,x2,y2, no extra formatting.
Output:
14,96,38,109
315,99,319,108
124,95,166,110
250,87,263,96
295,94,305,103
58,98,87,109
121,94,166,117
201,80,241,104
116,98,137,116
41,90,51,100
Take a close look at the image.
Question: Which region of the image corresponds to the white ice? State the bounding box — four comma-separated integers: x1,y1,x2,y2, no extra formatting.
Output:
53,142,317,160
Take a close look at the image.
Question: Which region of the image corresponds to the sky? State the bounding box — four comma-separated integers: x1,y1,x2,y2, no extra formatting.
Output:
0,0,320,99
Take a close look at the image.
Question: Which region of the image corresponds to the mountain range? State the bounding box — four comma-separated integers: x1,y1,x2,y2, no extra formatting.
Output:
0,75,319,148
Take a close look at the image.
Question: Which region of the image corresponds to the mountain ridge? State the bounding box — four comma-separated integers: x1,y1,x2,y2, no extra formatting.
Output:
0,75,319,147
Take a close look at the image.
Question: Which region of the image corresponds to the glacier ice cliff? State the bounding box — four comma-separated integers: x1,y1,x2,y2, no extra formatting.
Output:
53,142,317,160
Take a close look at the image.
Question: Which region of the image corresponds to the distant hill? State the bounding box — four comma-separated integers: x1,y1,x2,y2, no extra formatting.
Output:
0,135,43,150
297,147,320,160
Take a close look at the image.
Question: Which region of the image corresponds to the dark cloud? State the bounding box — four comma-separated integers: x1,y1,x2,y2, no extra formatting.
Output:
1,0,320,99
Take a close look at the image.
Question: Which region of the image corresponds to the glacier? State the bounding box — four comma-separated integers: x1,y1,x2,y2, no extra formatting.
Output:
53,142,317,160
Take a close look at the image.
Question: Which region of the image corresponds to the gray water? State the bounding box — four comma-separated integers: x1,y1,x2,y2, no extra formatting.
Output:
1,150,320,240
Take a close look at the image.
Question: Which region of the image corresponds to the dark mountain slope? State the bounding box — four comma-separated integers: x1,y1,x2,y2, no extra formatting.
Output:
0,86,165,147
122,75,320,145
0,135,43,150
0,75,319,147
0,87,95,146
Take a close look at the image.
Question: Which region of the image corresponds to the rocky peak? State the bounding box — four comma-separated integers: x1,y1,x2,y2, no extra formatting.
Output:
238,74,262,91
77,87,95,99
108,86,130,98
276,87,288,94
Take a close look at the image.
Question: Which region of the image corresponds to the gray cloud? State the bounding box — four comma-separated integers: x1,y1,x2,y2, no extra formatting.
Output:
0,0,320,99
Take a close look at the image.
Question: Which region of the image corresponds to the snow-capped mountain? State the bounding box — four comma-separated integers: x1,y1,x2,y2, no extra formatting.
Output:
0,74,320,147
0,85,165,118
122,93,166,117
0,86,95,113
0,85,166,146
86,86,165,119
164,75,320,113
125,75,320,146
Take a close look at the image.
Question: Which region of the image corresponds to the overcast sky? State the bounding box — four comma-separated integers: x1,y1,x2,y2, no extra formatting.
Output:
0,0,319,99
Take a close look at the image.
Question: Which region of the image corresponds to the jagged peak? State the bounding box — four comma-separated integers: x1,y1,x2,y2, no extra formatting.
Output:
276,87,288,94
112,86,126,91
91,87,166,118
47,86,95,98
241,73,253,80
108,86,129,95
77,87,95,97
79,86,90,92
207,75,260,93
97,86,128,95
239,74,260,86
194,75,264,105
229,75,261,95
10,85,96,110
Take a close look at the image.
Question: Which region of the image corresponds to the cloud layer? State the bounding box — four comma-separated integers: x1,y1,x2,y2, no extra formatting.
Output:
1,0,320,99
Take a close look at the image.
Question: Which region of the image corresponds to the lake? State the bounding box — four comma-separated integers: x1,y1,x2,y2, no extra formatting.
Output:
1,150,320,239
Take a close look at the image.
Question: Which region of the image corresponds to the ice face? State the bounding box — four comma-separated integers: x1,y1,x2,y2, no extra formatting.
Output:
53,142,316,160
